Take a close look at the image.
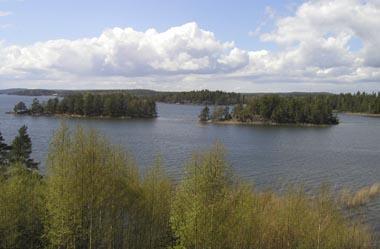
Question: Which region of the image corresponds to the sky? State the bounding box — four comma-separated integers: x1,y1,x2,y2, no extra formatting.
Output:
0,0,379,92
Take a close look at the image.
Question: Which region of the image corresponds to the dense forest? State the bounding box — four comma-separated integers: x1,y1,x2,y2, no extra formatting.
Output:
0,125,377,249
200,95,339,125
3,88,380,114
327,92,380,114
0,88,159,97
12,93,157,118
153,89,242,105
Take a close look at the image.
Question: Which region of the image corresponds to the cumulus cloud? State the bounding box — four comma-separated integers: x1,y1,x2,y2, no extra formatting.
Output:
0,23,249,80
0,0,379,92
259,0,380,71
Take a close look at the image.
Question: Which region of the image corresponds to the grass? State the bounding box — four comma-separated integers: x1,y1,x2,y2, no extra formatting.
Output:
342,183,380,208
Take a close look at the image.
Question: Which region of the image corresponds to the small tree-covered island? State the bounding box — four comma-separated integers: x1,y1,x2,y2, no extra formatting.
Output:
200,95,339,125
11,93,157,118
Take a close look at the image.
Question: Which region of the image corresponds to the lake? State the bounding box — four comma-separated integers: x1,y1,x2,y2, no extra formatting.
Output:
0,94,379,234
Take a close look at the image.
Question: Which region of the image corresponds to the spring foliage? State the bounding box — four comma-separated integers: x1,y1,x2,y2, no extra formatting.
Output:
0,125,376,249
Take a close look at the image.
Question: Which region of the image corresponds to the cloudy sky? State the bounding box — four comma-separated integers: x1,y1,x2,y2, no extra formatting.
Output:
0,0,379,92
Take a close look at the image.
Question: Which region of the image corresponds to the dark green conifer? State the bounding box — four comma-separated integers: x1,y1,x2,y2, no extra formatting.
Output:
9,125,38,169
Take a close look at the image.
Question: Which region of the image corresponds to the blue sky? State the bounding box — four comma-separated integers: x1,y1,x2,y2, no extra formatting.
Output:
1,0,302,49
0,0,379,92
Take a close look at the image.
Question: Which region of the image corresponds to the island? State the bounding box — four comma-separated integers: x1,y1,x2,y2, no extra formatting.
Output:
199,95,339,125
11,93,157,118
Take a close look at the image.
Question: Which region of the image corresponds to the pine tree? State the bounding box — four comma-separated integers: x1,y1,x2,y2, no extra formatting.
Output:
198,106,210,121
30,98,44,114
9,126,38,169
0,132,10,166
13,101,28,114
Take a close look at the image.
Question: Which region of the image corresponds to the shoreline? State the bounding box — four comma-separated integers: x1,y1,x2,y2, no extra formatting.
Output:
207,119,333,127
341,112,380,117
5,112,157,120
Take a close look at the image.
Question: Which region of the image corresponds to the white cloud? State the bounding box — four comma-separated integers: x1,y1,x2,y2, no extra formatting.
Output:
0,22,250,81
0,0,379,92
260,0,380,69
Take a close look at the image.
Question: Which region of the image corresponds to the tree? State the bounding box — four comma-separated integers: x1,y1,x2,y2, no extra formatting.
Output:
212,106,224,121
154,89,242,105
30,98,44,114
171,144,235,249
13,102,28,114
104,96,118,117
45,98,59,114
133,159,173,249
14,93,157,118
198,106,210,121
9,126,38,169
0,132,10,166
223,106,232,120
231,95,339,125
83,93,95,116
45,125,141,249
0,163,45,249
93,94,103,116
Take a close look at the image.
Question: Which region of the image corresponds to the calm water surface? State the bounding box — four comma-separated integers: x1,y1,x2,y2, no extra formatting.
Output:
0,94,379,233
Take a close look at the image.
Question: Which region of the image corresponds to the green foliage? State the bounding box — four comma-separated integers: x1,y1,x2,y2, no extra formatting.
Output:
0,163,45,249
8,125,38,169
211,106,232,121
13,101,28,114
45,125,173,249
171,144,236,249
0,132,10,166
45,125,140,248
233,95,339,125
328,92,380,114
198,106,210,121
0,125,375,249
170,145,373,249
44,98,59,114
53,93,156,118
30,98,44,114
13,93,157,118
133,159,174,249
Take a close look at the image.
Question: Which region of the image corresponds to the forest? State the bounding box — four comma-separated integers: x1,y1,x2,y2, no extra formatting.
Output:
153,89,242,105
4,88,380,114
327,92,380,114
156,90,380,115
12,93,157,118
200,95,339,125
0,125,378,249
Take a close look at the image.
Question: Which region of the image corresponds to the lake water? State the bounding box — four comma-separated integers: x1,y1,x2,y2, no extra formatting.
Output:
0,94,379,234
